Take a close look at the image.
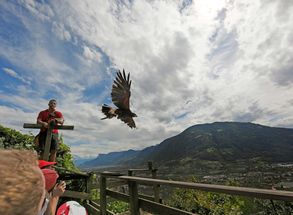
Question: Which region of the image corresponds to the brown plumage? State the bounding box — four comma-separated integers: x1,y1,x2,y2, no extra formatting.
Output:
101,69,137,128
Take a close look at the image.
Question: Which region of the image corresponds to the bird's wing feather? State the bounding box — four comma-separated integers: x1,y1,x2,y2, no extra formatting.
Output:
119,116,136,128
111,69,131,110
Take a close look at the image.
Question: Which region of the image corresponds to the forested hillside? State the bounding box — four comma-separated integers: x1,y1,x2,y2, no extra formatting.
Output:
82,122,293,171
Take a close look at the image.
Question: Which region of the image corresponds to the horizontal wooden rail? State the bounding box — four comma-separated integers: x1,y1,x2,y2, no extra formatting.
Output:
23,123,74,130
107,189,129,202
128,168,151,172
106,189,195,215
118,176,293,202
86,202,100,213
139,198,195,215
107,189,161,203
107,180,127,188
89,201,115,215
62,190,90,199
101,171,124,177
89,201,100,210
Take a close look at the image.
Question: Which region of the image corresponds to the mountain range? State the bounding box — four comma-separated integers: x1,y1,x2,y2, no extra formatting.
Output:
79,122,293,172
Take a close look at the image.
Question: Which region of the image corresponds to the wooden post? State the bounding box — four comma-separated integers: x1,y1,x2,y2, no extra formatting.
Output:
43,125,53,161
152,169,160,203
147,161,152,170
100,174,107,215
86,172,93,193
149,161,160,203
129,181,139,215
128,170,133,176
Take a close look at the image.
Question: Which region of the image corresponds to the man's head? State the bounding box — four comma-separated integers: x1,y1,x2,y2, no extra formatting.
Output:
48,99,57,110
0,150,45,215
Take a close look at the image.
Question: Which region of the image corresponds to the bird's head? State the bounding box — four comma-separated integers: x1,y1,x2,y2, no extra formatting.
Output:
132,112,137,117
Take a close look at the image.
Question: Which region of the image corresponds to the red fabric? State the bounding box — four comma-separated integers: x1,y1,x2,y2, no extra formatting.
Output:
37,109,63,133
57,201,88,215
41,169,59,191
38,160,57,169
56,203,70,215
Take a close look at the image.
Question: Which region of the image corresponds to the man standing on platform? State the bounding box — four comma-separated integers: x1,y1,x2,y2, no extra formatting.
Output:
37,99,64,162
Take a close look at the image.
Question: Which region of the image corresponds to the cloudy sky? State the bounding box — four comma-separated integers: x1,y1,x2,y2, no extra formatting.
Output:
0,0,292,158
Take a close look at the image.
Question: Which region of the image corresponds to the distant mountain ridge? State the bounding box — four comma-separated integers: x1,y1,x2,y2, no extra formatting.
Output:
79,122,293,169
80,149,139,168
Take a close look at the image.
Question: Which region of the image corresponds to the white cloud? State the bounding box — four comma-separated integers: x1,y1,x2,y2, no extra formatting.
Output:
2,67,31,84
52,22,71,41
82,46,102,63
0,0,292,157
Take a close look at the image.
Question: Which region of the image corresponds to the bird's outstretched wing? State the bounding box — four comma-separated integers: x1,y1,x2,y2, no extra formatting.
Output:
118,115,136,128
111,69,131,110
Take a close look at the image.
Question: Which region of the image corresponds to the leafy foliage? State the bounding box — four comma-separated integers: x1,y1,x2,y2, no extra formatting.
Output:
107,199,129,214
167,177,293,214
254,197,293,214
56,135,76,171
0,125,35,150
167,177,247,215
0,125,76,171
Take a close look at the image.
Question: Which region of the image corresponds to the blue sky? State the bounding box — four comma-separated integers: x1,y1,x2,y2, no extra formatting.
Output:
0,0,293,158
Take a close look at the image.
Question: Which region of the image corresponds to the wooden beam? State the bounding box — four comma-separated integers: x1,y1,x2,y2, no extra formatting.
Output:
128,168,150,172
62,190,90,199
87,201,115,215
152,169,160,203
119,176,293,202
107,180,127,188
43,127,53,161
106,189,129,202
89,200,100,209
86,202,100,213
139,198,196,215
100,175,107,215
106,189,161,203
101,171,124,177
129,181,139,215
23,123,74,130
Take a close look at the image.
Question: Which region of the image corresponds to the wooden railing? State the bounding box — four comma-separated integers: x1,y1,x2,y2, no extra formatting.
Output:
98,171,293,215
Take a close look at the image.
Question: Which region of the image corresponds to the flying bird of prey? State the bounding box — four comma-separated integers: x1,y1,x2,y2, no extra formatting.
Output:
101,69,137,128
